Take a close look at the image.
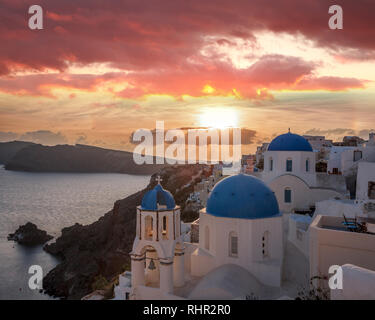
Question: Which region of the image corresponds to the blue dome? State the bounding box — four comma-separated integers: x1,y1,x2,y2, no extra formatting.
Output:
268,132,312,152
206,174,280,219
141,184,176,211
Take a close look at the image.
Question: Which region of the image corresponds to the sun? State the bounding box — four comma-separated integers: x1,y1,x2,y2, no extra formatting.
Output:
198,108,239,129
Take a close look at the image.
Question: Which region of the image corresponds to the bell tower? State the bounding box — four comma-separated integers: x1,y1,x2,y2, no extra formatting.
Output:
130,176,185,299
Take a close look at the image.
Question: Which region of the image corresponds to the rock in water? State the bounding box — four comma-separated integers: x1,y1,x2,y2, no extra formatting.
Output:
8,222,53,245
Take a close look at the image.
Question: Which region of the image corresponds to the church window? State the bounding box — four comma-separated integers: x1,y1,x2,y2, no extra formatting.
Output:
145,215,153,240
229,231,238,257
162,216,168,240
306,159,310,172
262,231,269,258
286,159,293,172
284,188,292,203
269,158,273,171
204,226,210,250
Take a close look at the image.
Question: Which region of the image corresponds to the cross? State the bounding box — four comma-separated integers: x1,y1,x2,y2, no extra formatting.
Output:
156,175,163,184
288,128,291,133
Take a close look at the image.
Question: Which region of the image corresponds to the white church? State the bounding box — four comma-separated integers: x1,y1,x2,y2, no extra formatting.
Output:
129,173,287,300
119,131,375,300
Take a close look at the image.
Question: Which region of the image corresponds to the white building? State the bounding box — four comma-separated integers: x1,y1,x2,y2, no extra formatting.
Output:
309,215,375,298
327,133,375,175
130,182,185,299
302,135,333,151
260,131,347,213
314,161,375,219
190,174,284,287
129,174,294,300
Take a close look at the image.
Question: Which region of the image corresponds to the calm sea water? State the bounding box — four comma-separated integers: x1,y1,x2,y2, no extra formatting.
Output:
0,166,150,299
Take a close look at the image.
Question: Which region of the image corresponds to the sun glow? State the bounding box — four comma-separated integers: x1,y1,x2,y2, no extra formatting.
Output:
198,108,239,128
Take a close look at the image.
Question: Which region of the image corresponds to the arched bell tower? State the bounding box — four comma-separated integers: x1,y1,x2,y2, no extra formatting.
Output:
130,176,185,299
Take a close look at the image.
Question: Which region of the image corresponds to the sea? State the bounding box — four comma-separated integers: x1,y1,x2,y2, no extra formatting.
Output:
0,165,150,299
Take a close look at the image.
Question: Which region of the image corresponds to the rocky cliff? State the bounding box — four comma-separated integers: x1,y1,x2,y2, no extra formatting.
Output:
42,164,210,299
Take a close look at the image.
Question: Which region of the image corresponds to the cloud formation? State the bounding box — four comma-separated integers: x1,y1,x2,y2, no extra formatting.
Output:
0,131,19,142
19,130,68,145
0,1,372,99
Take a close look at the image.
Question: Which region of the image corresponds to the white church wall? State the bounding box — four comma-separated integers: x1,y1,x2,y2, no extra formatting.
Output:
249,216,283,286
268,175,343,213
183,242,198,275
263,150,316,187
192,210,283,287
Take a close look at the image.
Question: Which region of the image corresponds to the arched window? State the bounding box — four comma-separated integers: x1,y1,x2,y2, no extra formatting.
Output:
284,188,292,203
145,216,153,240
306,159,310,172
204,226,210,250
162,216,168,240
269,158,273,171
229,231,238,257
262,231,270,258
286,158,293,172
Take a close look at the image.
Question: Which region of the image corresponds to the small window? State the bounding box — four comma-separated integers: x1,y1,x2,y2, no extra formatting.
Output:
353,150,362,162
162,216,168,240
262,231,269,258
306,159,309,172
204,226,210,250
284,188,292,203
145,215,153,240
286,159,293,172
229,231,238,257
269,158,273,172
368,181,375,200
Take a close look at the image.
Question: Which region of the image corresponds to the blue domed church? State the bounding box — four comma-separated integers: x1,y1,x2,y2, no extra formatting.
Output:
130,174,285,300
261,131,344,213
190,174,284,288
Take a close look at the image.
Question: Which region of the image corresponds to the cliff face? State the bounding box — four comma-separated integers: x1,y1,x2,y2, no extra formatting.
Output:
5,143,166,175
0,141,36,164
43,164,210,299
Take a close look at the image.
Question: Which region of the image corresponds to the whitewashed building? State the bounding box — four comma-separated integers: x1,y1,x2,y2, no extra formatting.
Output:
129,174,290,300
260,131,347,213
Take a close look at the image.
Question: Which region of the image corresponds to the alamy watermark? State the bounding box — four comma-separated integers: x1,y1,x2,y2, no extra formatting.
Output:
132,121,242,171
28,265,43,290
328,265,343,290
27,5,343,31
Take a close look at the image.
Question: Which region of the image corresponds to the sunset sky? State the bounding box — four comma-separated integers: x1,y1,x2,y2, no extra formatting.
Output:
0,0,374,153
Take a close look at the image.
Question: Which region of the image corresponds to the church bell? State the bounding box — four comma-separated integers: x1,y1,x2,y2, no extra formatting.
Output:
148,258,156,270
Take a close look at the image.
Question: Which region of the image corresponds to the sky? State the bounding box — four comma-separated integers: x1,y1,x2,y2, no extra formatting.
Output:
0,0,374,153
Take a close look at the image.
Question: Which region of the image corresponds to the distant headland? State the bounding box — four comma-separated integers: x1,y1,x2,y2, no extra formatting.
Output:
0,141,166,175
